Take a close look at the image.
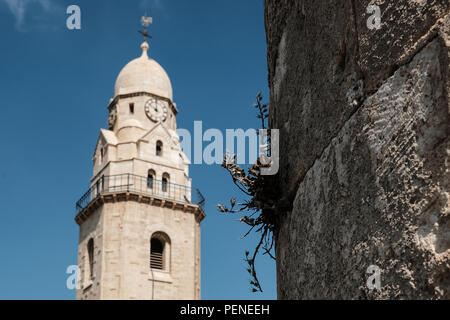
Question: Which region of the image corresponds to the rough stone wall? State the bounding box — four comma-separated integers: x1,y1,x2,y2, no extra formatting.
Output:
264,0,449,299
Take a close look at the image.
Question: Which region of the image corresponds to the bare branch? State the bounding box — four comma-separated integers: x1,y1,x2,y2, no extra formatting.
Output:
217,93,276,292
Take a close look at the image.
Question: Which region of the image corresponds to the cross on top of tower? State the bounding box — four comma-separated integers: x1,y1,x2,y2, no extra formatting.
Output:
138,15,153,41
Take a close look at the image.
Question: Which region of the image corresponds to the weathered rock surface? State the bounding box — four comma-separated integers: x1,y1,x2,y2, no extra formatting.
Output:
265,0,449,299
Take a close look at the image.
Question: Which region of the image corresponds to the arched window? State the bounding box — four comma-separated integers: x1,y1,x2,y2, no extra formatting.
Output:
150,238,164,270
87,238,94,280
147,169,155,189
162,173,170,193
150,232,170,271
156,141,163,156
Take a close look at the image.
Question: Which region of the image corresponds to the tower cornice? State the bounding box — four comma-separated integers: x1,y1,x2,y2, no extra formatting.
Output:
75,191,205,226
107,92,178,115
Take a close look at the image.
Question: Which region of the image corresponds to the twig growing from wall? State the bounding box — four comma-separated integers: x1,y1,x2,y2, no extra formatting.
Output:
217,93,277,293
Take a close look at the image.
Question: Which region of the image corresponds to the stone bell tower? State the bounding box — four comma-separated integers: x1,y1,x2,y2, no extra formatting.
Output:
74,22,205,300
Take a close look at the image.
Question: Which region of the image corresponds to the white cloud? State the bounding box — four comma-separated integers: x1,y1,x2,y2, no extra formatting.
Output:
1,0,55,31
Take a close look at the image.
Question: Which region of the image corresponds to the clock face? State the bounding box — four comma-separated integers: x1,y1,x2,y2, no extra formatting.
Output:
145,97,168,122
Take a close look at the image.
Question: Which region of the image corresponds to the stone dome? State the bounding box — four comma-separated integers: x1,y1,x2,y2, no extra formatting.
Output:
114,42,173,101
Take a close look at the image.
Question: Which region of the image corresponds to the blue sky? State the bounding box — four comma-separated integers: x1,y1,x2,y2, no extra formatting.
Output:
0,0,275,299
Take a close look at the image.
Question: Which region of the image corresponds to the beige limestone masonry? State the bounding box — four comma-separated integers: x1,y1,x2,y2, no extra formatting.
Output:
76,201,201,300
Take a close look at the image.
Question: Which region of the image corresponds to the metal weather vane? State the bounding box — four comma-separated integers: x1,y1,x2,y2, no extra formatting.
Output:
139,15,153,41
